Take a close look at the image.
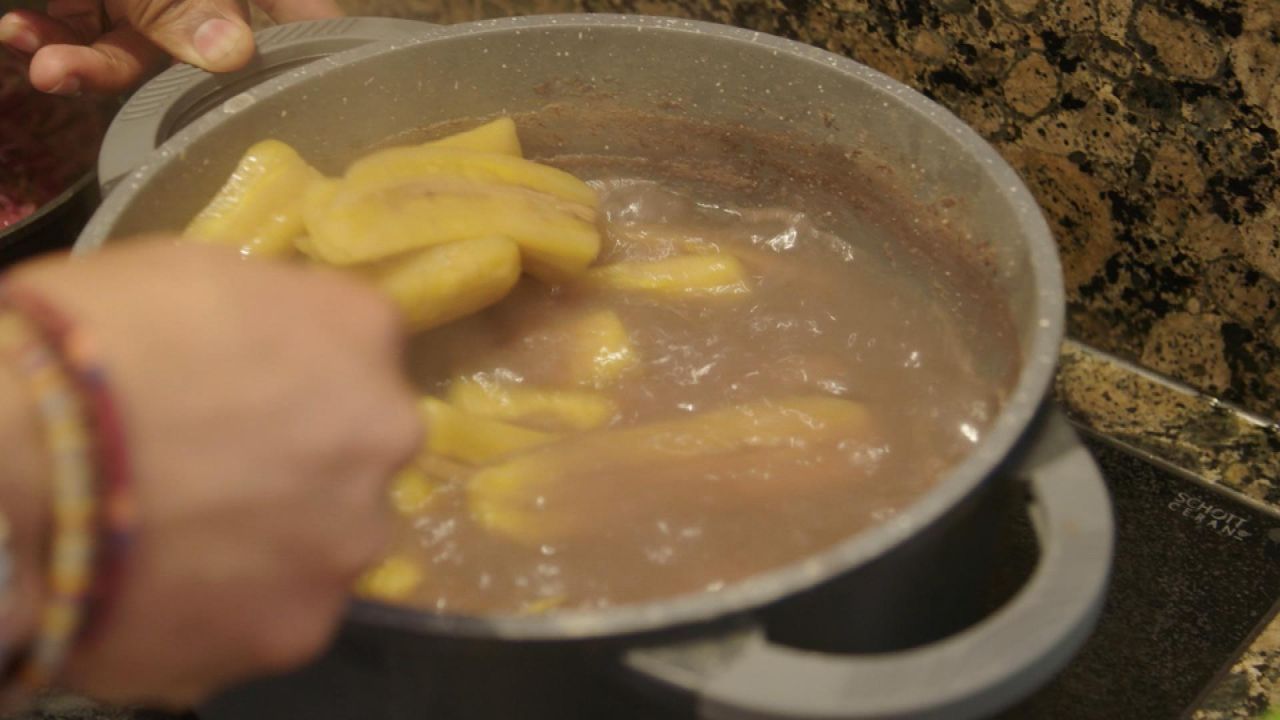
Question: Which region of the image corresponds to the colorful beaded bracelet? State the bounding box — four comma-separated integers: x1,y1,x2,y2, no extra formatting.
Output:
1,284,136,648
0,281,135,695
0,303,96,693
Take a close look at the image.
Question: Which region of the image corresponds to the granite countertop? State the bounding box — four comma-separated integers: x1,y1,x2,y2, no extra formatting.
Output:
15,0,1280,718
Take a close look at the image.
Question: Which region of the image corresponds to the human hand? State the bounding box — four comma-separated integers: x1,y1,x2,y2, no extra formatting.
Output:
0,0,342,96
7,241,421,706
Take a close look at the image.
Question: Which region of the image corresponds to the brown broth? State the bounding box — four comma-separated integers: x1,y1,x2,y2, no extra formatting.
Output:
394,176,1015,616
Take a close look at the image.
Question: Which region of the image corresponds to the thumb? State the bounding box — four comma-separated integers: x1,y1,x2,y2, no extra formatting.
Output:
131,0,255,73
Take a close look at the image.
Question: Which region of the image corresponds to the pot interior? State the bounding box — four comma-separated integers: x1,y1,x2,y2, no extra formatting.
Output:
84,16,1062,637
96,19,1052,343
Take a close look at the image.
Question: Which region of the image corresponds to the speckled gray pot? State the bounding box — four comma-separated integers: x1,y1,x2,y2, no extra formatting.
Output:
80,16,1113,719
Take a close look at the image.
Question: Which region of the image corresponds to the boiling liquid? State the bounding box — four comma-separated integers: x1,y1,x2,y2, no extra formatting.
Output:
396,178,1015,615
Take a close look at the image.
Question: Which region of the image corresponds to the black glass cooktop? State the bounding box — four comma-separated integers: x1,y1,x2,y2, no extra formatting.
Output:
998,431,1280,719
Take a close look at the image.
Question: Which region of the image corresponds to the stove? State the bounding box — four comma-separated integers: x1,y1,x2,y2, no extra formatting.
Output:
997,430,1280,719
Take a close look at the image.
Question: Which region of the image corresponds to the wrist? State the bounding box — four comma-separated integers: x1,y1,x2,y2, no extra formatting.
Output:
0,352,50,648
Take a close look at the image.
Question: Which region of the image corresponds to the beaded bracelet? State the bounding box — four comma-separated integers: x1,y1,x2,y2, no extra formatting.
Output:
0,303,96,693
0,281,135,699
1,284,136,648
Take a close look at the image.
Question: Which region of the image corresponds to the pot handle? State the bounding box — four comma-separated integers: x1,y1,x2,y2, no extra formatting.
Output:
623,409,1113,720
98,16,431,193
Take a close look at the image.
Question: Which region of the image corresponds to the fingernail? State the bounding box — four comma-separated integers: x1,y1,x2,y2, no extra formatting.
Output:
193,17,244,66
0,19,40,54
48,75,80,96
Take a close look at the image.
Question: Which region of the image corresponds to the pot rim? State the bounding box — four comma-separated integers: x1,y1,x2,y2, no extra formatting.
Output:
78,13,1066,640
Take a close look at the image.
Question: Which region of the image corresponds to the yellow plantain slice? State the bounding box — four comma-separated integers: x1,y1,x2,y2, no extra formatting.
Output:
446,378,618,432
355,555,424,602
303,179,599,274
423,117,522,157
562,309,639,388
468,396,872,543
583,255,750,297
421,397,561,465
363,236,521,332
389,465,438,516
345,146,596,207
184,139,319,259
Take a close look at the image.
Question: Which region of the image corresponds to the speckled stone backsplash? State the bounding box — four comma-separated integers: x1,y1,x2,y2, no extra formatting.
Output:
339,0,1280,421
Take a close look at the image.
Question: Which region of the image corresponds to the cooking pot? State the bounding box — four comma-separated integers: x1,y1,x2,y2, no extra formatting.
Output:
78,16,1114,719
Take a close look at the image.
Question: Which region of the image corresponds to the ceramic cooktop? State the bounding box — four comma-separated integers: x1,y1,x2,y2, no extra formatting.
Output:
997,432,1280,719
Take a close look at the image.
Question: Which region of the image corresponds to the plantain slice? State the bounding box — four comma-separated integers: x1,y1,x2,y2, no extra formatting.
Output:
583,255,750,297
345,146,596,207
355,555,424,602
303,177,599,276
421,397,561,465
561,309,639,388
185,139,320,259
446,377,618,432
389,465,439,516
363,236,521,332
423,117,523,157
468,396,873,543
